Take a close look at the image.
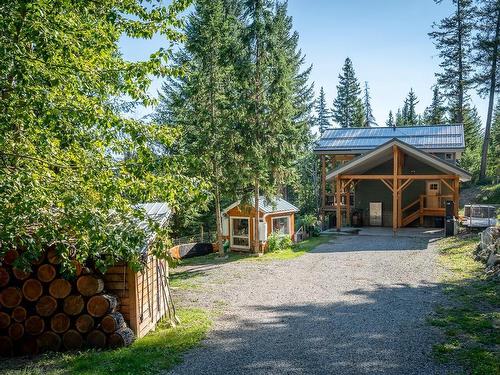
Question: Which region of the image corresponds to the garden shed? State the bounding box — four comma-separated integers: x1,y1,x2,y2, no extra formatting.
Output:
0,202,175,356
222,197,299,252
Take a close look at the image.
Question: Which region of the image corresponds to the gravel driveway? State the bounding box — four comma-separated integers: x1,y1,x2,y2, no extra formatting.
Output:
167,234,457,375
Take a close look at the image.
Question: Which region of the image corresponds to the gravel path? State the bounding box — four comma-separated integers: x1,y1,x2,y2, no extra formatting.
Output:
167,234,458,375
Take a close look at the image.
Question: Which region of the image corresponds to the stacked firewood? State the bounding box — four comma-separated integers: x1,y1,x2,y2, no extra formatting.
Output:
0,248,135,356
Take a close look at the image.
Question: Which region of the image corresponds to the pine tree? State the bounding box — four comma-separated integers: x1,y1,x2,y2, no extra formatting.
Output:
429,0,476,124
396,108,404,126
423,85,447,124
459,104,484,179
400,89,419,125
487,99,500,178
315,87,331,134
474,0,500,180
363,81,376,127
156,0,245,256
386,110,395,127
241,0,312,252
332,57,365,127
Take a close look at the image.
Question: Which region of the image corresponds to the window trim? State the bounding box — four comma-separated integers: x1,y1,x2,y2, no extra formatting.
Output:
230,216,250,249
271,215,291,235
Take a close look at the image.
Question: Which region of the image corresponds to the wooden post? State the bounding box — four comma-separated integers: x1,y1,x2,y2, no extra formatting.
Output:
321,155,326,209
345,181,351,227
392,145,398,234
336,176,342,231
330,156,336,204
419,195,424,226
397,150,403,228
453,176,459,217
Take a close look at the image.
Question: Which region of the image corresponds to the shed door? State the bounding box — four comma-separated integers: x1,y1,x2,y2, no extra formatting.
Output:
426,180,441,208
230,217,250,249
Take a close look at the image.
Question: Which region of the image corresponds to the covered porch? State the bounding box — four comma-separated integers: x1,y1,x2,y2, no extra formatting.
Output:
325,139,472,233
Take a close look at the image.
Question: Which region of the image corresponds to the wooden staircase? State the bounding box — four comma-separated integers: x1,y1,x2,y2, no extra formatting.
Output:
401,195,448,227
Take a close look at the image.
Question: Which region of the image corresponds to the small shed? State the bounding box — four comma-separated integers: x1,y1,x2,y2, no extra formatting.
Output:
222,197,299,252
103,202,174,339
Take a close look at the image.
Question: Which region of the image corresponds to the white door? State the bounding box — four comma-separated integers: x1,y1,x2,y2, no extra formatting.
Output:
426,181,441,208
230,217,250,249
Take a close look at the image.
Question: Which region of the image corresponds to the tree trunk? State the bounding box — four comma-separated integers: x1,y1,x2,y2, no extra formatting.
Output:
37,264,56,283
76,275,104,296
35,295,58,317
214,179,225,257
25,315,45,335
75,314,94,333
63,295,85,316
86,329,107,349
101,312,125,333
254,179,260,253
479,8,500,181
49,278,72,299
0,287,22,308
37,331,61,352
87,294,118,317
457,0,464,124
108,327,135,348
50,313,71,334
62,329,83,350
22,279,43,302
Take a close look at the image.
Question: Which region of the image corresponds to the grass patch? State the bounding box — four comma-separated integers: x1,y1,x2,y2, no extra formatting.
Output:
430,236,500,375
174,235,334,267
1,308,212,375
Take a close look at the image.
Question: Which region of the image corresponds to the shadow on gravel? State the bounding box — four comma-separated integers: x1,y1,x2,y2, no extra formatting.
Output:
171,282,457,375
312,236,434,253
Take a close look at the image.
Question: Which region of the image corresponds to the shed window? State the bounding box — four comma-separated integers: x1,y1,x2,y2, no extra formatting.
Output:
231,218,250,248
445,153,454,160
429,183,439,191
272,217,290,235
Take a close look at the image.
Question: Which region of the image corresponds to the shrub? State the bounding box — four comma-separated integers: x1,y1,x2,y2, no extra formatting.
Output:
267,232,292,252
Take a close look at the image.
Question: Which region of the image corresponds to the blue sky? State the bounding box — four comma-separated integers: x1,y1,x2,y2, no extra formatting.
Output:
119,0,488,126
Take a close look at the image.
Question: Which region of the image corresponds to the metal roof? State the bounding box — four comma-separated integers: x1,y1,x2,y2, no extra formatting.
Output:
223,196,299,214
134,202,172,255
314,124,465,152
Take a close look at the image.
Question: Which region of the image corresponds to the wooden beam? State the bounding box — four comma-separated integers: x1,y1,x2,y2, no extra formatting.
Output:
397,150,403,228
341,175,393,180
380,179,394,192
330,156,335,206
398,179,414,193
397,175,457,180
392,145,398,233
453,176,459,217
336,176,342,231
440,178,454,192
346,181,351,226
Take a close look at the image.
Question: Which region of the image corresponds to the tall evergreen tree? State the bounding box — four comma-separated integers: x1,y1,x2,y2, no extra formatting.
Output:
487,99,500,178
395,108,404,126
386,110,395,127
459,103,484,179
315,86,331,134
429,0,476,124
156,0,245,256
241,0,312,252
401,89,419,125
363,81,377,127
423,85,447,124
474,0,500,180
332,57,365,127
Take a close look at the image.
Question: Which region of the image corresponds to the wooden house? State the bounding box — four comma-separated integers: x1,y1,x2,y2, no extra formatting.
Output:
103,202,173,339
314,124,472,233
222,197,299,252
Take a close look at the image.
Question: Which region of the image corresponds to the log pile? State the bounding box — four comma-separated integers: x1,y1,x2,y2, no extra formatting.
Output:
0,249,135,356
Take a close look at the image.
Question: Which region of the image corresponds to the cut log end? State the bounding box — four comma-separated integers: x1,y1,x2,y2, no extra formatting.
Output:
22,279,43,302
11,306,27,323
3,249,19,265
47,247,61,265
86,330,106,349
108,327,135,348
101,312,125,333
75,314,94,334
35,295,58,317
0,287,23,308
87,294,118,317
76,275,104,297
49,278,72,299
51,313,71,334
24,315,45,336
8,323,24,341
37,264,56,283
62,330,83,351
63,295,84,316
0,312,11,329
0,267,10,287
37,331,61,353
12,267,31,281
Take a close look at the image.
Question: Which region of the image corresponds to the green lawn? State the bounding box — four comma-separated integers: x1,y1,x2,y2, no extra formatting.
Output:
174,235,334,268
1,308,212,375
430,236,500,375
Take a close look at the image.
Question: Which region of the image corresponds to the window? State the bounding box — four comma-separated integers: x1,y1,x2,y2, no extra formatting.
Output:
445,153,454,160
272,216,290,235
231,218,250,248
429,183,439,191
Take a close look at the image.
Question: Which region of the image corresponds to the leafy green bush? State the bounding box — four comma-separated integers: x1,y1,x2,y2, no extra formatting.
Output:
267,232,292,252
